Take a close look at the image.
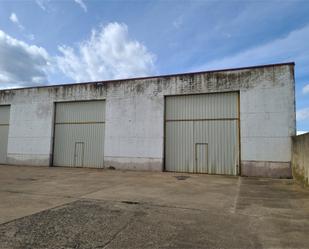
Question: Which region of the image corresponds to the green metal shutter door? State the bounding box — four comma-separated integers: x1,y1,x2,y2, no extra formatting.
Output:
0,106,10,164
53,101,105,168
165,92,239,175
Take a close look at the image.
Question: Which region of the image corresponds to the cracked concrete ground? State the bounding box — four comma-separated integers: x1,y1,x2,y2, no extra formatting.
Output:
0,165,309,249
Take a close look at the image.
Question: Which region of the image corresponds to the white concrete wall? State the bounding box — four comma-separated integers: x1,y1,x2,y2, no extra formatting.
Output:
292,133,309,186
0,85,106,166
240,88,294,162
0,63,296,177
7,101,54,166
104,93,164,170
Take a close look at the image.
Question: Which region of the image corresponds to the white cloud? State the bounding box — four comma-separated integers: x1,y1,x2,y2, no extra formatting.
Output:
9,13,35,41
36,0,49,11
303,84,309,95
0,23,155,89
56,22,156,82
9,13,18,23
9,13,24,30
195,24,309,71
74,0,87,12
0,30,50,88
297,107,309,121
297,130,308,135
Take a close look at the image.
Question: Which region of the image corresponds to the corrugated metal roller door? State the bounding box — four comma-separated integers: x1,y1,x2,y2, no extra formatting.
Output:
165,92,239,175
0,106,10,164
53,101,105,168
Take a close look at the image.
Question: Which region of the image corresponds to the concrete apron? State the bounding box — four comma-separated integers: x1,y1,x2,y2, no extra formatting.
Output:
0,165,309,249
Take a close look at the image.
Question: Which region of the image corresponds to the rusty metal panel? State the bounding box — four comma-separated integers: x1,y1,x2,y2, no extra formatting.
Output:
165,92,238,120
0,106,10,164
53,101,105,168
165,92,239,175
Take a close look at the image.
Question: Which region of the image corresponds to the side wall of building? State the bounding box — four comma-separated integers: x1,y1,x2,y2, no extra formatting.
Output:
0,64,296,177
239,67,296,177
292,133,309,186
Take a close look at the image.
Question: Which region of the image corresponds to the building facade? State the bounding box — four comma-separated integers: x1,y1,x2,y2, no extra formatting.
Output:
0,63,296,178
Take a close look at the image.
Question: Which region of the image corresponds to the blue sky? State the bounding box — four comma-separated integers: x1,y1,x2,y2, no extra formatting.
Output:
0,0,308,132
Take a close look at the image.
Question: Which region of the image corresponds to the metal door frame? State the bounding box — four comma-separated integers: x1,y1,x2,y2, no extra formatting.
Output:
74,142,85,167
195,143,208,173
51,100,106,168
163,91,241,175
0,105,10,165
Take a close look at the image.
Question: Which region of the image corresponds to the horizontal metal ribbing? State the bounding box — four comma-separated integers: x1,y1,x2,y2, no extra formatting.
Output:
165,118,239,122
55,121,105,125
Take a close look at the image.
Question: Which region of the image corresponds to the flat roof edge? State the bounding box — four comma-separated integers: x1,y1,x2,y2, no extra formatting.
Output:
0,62,295,92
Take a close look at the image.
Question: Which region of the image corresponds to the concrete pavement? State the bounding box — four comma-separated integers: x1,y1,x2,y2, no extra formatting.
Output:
0,165,309,248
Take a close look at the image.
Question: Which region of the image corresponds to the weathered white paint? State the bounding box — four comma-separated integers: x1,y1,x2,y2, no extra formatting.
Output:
104,92,164,170
292,132,309,185
0,105,10,164
1,85,106,166
0,63,296,177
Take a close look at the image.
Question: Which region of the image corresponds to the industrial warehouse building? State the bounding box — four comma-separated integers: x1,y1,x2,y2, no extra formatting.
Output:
0,63,296,178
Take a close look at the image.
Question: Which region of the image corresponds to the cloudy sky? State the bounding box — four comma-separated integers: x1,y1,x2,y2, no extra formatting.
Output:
0,0,308,132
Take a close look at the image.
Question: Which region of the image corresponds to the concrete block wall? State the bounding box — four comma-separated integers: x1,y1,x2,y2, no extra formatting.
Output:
292,133,309,186
0,63,296,177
